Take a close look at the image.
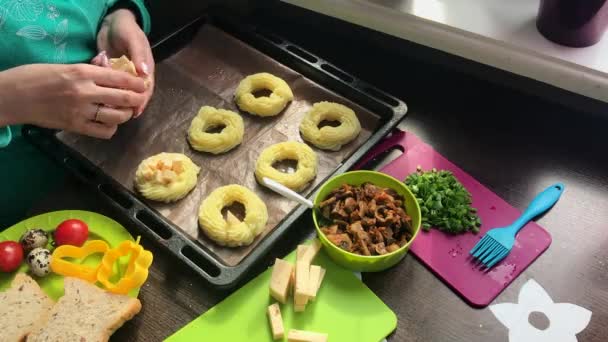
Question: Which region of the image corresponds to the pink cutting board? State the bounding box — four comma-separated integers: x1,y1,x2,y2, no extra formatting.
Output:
354,130,552,308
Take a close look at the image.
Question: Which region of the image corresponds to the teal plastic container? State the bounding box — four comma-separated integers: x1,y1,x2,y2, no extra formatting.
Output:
313,171,421,272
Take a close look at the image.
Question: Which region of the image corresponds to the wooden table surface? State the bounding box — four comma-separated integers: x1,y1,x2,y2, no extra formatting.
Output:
27,4,608,342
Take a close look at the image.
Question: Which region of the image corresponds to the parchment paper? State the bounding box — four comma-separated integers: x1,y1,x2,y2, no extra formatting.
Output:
58,24,381,266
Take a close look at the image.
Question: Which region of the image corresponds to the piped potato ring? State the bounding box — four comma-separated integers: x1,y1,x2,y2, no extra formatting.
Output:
198,184,268,247
299,101,361,151
134,152,200,203
234,73,294,117
255,141,318,192
187,106,244,154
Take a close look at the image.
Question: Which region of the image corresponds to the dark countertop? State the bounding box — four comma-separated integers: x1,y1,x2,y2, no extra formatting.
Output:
27,3,608,342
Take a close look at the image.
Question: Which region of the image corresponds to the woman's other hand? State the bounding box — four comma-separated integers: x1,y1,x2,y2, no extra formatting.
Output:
97,9,155,118
0,63,146,139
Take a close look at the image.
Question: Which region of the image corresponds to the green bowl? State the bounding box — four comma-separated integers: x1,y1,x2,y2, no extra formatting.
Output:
313,170,421,272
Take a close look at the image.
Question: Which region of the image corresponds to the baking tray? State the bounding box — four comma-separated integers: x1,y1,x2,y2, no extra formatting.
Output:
23,11,408,288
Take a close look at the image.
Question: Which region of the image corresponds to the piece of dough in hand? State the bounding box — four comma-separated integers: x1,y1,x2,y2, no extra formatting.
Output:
109,55,138,75
109,55,151,88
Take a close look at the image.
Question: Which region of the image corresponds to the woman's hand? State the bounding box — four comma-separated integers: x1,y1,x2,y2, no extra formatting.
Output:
96,8,155,117
0,63,147,139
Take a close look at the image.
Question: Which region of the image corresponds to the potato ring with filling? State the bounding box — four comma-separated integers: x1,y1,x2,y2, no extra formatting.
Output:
299,101,361,151
198,184,268,247
134,153,200,203
187,106,244,154
255,141,318,192
234,73,293,117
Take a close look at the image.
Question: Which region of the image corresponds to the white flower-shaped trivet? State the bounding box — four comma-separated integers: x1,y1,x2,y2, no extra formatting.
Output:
490,279,592,342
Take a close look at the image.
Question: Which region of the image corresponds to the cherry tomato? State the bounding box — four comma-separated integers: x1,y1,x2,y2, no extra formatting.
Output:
0,241,24,273
54,219,89,247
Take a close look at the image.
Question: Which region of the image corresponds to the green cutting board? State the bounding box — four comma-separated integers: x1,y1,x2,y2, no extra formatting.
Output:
0,210,138,299
166,241,397,342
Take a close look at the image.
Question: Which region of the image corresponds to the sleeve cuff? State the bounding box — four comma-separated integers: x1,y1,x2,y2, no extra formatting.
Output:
109,0,152,35
0,126,12,148
128,0,151,36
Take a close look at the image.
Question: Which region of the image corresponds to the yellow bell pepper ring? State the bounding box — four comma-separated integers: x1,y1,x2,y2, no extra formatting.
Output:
97,237,153,294
50,240,110,283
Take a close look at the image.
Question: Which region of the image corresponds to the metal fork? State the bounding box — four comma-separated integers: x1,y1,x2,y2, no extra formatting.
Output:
470,183,565,269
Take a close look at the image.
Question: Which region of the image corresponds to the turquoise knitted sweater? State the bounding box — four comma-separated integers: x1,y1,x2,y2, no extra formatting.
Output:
0,0,151,227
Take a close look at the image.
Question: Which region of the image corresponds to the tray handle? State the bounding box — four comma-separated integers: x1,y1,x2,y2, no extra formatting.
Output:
352,128,407,170
95,181,226,282
131,207,223,280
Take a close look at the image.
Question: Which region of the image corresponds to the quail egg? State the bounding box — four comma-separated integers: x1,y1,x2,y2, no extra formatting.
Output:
19,229,49,253
26,247,52,277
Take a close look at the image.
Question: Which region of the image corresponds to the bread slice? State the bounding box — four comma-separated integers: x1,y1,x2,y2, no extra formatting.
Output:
27,277,142,342
0,273,54,342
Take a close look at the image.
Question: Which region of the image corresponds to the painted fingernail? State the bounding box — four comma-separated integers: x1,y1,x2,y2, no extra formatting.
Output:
91,52,102,64
94,51,107,61
141,62,149,75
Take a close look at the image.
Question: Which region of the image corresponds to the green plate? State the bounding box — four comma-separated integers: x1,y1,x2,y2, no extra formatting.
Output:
166,240,397,342
0,210,138,299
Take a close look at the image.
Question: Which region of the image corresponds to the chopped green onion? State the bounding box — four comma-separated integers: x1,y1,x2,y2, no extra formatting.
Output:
405,168,481,234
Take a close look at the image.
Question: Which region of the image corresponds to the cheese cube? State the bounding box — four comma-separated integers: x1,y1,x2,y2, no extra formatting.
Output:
317,268,326,293
294,261,309,306
300,240,322,265
297,245,308,261
267,303,284,340
293,281,306,312
270,259,294,304
307,265,322,300
287,329,328,342
290,268,295,295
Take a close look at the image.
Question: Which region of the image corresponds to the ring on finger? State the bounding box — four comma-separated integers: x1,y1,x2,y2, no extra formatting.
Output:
93,104,102,123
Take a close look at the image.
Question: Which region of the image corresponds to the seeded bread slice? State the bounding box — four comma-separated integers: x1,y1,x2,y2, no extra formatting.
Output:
0,273,54,342
27,277,142,342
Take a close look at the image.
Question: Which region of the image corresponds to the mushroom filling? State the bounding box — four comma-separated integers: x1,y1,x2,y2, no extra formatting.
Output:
319,183,413,256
